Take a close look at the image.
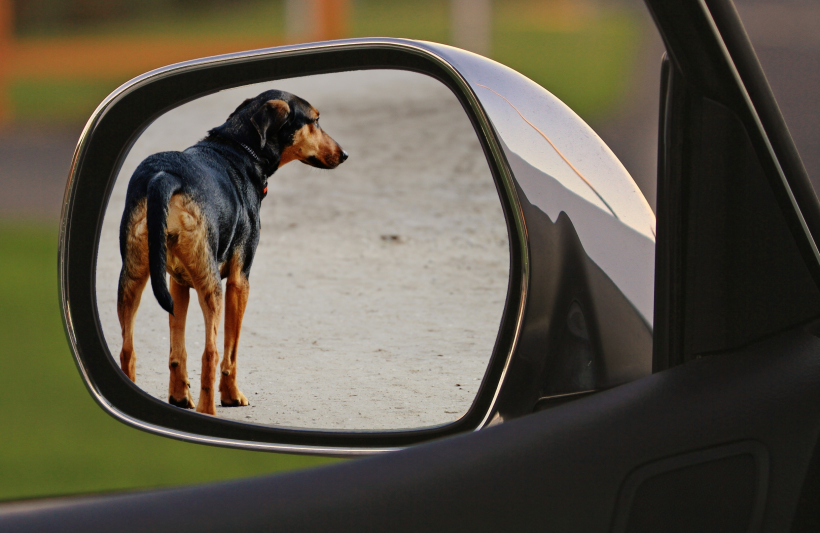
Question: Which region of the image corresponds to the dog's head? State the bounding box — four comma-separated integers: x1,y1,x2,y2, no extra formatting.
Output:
213,90,347,171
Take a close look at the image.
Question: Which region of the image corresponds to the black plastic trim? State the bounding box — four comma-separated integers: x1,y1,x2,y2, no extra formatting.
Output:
651,1,820,371
4,325,820,531
612,441,769,533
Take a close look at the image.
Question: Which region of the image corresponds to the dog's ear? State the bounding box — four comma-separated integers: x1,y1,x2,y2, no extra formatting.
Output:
250,100,291,150
228,98,254,120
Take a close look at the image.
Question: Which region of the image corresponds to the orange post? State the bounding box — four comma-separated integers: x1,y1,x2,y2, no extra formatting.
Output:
316,0,350,41
0,0,12,124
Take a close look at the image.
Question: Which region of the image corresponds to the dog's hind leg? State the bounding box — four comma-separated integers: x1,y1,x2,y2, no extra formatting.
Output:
117,201,149,382
219,259,250,407
166,194,222,415
117,269,148,382
168,278,194,409
194,278,223,416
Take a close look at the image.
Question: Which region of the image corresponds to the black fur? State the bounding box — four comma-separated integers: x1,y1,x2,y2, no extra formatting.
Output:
119,90,344,314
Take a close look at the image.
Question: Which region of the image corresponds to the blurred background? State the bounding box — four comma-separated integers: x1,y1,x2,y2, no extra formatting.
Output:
0,0,813,501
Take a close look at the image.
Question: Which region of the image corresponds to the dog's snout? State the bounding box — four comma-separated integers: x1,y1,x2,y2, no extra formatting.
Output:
340,150,349,162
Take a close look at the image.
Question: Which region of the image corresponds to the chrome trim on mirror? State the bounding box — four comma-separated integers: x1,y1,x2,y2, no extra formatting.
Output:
59,38,529,455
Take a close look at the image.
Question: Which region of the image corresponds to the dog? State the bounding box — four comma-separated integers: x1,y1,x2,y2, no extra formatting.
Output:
117,89,347,415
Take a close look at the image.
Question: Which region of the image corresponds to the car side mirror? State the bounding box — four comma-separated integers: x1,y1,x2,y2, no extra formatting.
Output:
60,38,655,455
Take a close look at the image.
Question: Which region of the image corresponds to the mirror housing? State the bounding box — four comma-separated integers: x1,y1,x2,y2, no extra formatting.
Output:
60,38,654,455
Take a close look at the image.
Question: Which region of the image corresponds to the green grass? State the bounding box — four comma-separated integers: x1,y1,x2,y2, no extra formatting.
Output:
8,1,642,125
9,78,123,123
493,11,641,120
0,221,337,502
352,2,640,120
352,0,451,43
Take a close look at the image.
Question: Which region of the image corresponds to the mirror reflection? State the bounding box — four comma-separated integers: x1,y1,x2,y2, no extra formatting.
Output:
96,70,510,431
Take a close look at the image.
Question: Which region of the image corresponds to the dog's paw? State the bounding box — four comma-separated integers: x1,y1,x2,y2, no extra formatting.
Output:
196,402,216,416
221,391,249,407
169,395,194,409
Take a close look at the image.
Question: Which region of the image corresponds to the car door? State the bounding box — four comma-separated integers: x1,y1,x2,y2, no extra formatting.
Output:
3,0,820,531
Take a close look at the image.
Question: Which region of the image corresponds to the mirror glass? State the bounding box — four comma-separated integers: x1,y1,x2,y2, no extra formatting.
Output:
95,70,509,431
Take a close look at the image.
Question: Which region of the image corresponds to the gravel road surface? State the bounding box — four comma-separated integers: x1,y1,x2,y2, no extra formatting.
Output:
95,70,510,431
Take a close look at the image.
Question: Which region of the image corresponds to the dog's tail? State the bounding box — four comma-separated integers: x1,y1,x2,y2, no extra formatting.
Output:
146,171,182,316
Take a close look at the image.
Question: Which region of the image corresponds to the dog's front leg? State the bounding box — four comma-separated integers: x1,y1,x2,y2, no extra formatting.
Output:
168,279,194,408
195,281,222,416
220,270,250,407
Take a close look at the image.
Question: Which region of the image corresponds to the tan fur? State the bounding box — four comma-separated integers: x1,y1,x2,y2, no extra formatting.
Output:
165,195,216,291
163,194,225,415
194,280,222,415
168,278,194,408
280,109,345,168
